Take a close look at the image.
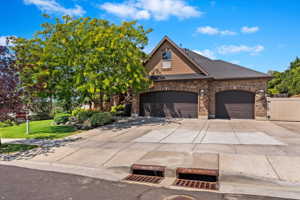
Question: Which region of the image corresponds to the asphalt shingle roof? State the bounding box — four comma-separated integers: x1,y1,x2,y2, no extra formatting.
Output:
182,48,271,80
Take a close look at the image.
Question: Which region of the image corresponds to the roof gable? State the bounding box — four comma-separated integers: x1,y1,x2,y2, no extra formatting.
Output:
145,36,209,76
146,36,271,80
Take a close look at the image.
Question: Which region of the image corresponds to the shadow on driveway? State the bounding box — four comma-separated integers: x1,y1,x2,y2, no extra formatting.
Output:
0,137,81,161
102,117,183,131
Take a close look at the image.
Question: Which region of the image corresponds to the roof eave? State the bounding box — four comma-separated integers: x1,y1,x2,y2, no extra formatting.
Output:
151,76,213,82
213,76,273,81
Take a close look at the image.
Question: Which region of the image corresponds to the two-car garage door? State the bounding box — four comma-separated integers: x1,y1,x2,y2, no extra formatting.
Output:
140,90,255,119
140,91,198,118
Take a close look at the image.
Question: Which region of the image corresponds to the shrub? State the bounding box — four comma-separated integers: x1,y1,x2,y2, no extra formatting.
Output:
0,122,7,128
54,113,71,125
111,104,125,113
90,112,113,127
76,110,98,123
111,104,127,116
53,106,65,115
71,108,85,117
0,119,17,128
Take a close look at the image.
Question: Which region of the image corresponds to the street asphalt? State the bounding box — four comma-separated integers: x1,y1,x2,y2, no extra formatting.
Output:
0,165,289,200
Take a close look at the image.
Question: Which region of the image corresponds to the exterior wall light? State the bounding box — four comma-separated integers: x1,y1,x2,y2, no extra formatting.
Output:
257,89,265,93
200,89,206,96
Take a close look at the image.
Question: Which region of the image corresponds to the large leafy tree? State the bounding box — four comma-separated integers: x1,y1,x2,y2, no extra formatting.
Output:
0,45,22,121
268,58,300,96
12,16,152,112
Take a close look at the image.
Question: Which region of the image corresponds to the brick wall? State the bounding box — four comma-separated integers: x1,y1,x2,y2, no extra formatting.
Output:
132,78,268,120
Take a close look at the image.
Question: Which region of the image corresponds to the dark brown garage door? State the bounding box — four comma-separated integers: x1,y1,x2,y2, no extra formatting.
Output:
140,91,198,118
216,90,255,119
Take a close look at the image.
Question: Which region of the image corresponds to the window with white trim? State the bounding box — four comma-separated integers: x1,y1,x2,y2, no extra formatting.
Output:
162,49,172,69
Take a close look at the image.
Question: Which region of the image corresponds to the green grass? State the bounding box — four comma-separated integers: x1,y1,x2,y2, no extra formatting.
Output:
0,120,78,139
0,143,38,154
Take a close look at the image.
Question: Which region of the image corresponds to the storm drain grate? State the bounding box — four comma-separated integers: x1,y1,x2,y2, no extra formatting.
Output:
173,168,219,190
123,164,165,184
124,174,164,184
173,179,218,190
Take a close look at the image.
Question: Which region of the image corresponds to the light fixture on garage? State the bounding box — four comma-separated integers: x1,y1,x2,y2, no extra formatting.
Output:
200,89,205,96
257,89,265,94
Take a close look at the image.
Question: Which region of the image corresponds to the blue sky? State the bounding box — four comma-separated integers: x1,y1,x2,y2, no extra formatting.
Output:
1,0,300,73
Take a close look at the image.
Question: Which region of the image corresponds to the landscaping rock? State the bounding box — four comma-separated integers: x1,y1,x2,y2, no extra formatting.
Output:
82,119,92,130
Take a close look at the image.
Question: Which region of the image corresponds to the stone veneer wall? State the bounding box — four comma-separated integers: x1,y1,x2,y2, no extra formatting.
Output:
132,78,268,120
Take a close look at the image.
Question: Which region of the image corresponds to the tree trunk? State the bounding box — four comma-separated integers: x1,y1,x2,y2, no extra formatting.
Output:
98,93,104,111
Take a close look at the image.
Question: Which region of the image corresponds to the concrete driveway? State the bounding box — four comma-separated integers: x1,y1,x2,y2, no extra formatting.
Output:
2,118,300,199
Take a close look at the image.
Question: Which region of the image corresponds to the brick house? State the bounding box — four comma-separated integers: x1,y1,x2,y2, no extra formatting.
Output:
132,36,271,120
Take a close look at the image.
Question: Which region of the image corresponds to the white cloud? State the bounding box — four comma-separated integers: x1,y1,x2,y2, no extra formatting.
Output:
100,3,150,20
193,49,216,59
0,36,9,46
217,44,264,55
197,26,237,36
241,26,259,34
0,36,15,46
23,0,86,16
220,30,237,36
196,26,219,35
100,0,202,21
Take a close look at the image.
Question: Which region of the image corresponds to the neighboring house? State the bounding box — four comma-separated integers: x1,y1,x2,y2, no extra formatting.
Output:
132,36,271,120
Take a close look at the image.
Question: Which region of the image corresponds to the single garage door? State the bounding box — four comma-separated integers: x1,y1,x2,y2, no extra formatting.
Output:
216,90,255,119
140,91,198,118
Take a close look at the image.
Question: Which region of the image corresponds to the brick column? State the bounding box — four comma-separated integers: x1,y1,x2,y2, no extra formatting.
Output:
255,89,267,120
198,89,209,119
131,93,140,117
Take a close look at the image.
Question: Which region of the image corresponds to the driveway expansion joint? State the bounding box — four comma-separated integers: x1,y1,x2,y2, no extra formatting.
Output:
265,156,282,181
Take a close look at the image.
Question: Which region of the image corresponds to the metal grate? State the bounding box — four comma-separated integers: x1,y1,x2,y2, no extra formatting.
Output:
173,179,218,190
124,174,164,184
123,164,165,184
173,168,219,190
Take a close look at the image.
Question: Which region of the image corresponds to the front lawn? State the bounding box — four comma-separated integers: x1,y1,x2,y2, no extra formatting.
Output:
0,120,78,139
0,144,38,154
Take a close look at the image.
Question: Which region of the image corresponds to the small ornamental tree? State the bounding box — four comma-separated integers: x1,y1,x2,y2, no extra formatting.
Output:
12,16,152,112
0,45,22,121
0,44,23,146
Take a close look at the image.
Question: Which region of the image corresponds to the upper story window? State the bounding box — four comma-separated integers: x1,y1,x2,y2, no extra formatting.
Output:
161,49,172,69
162,49,172,60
